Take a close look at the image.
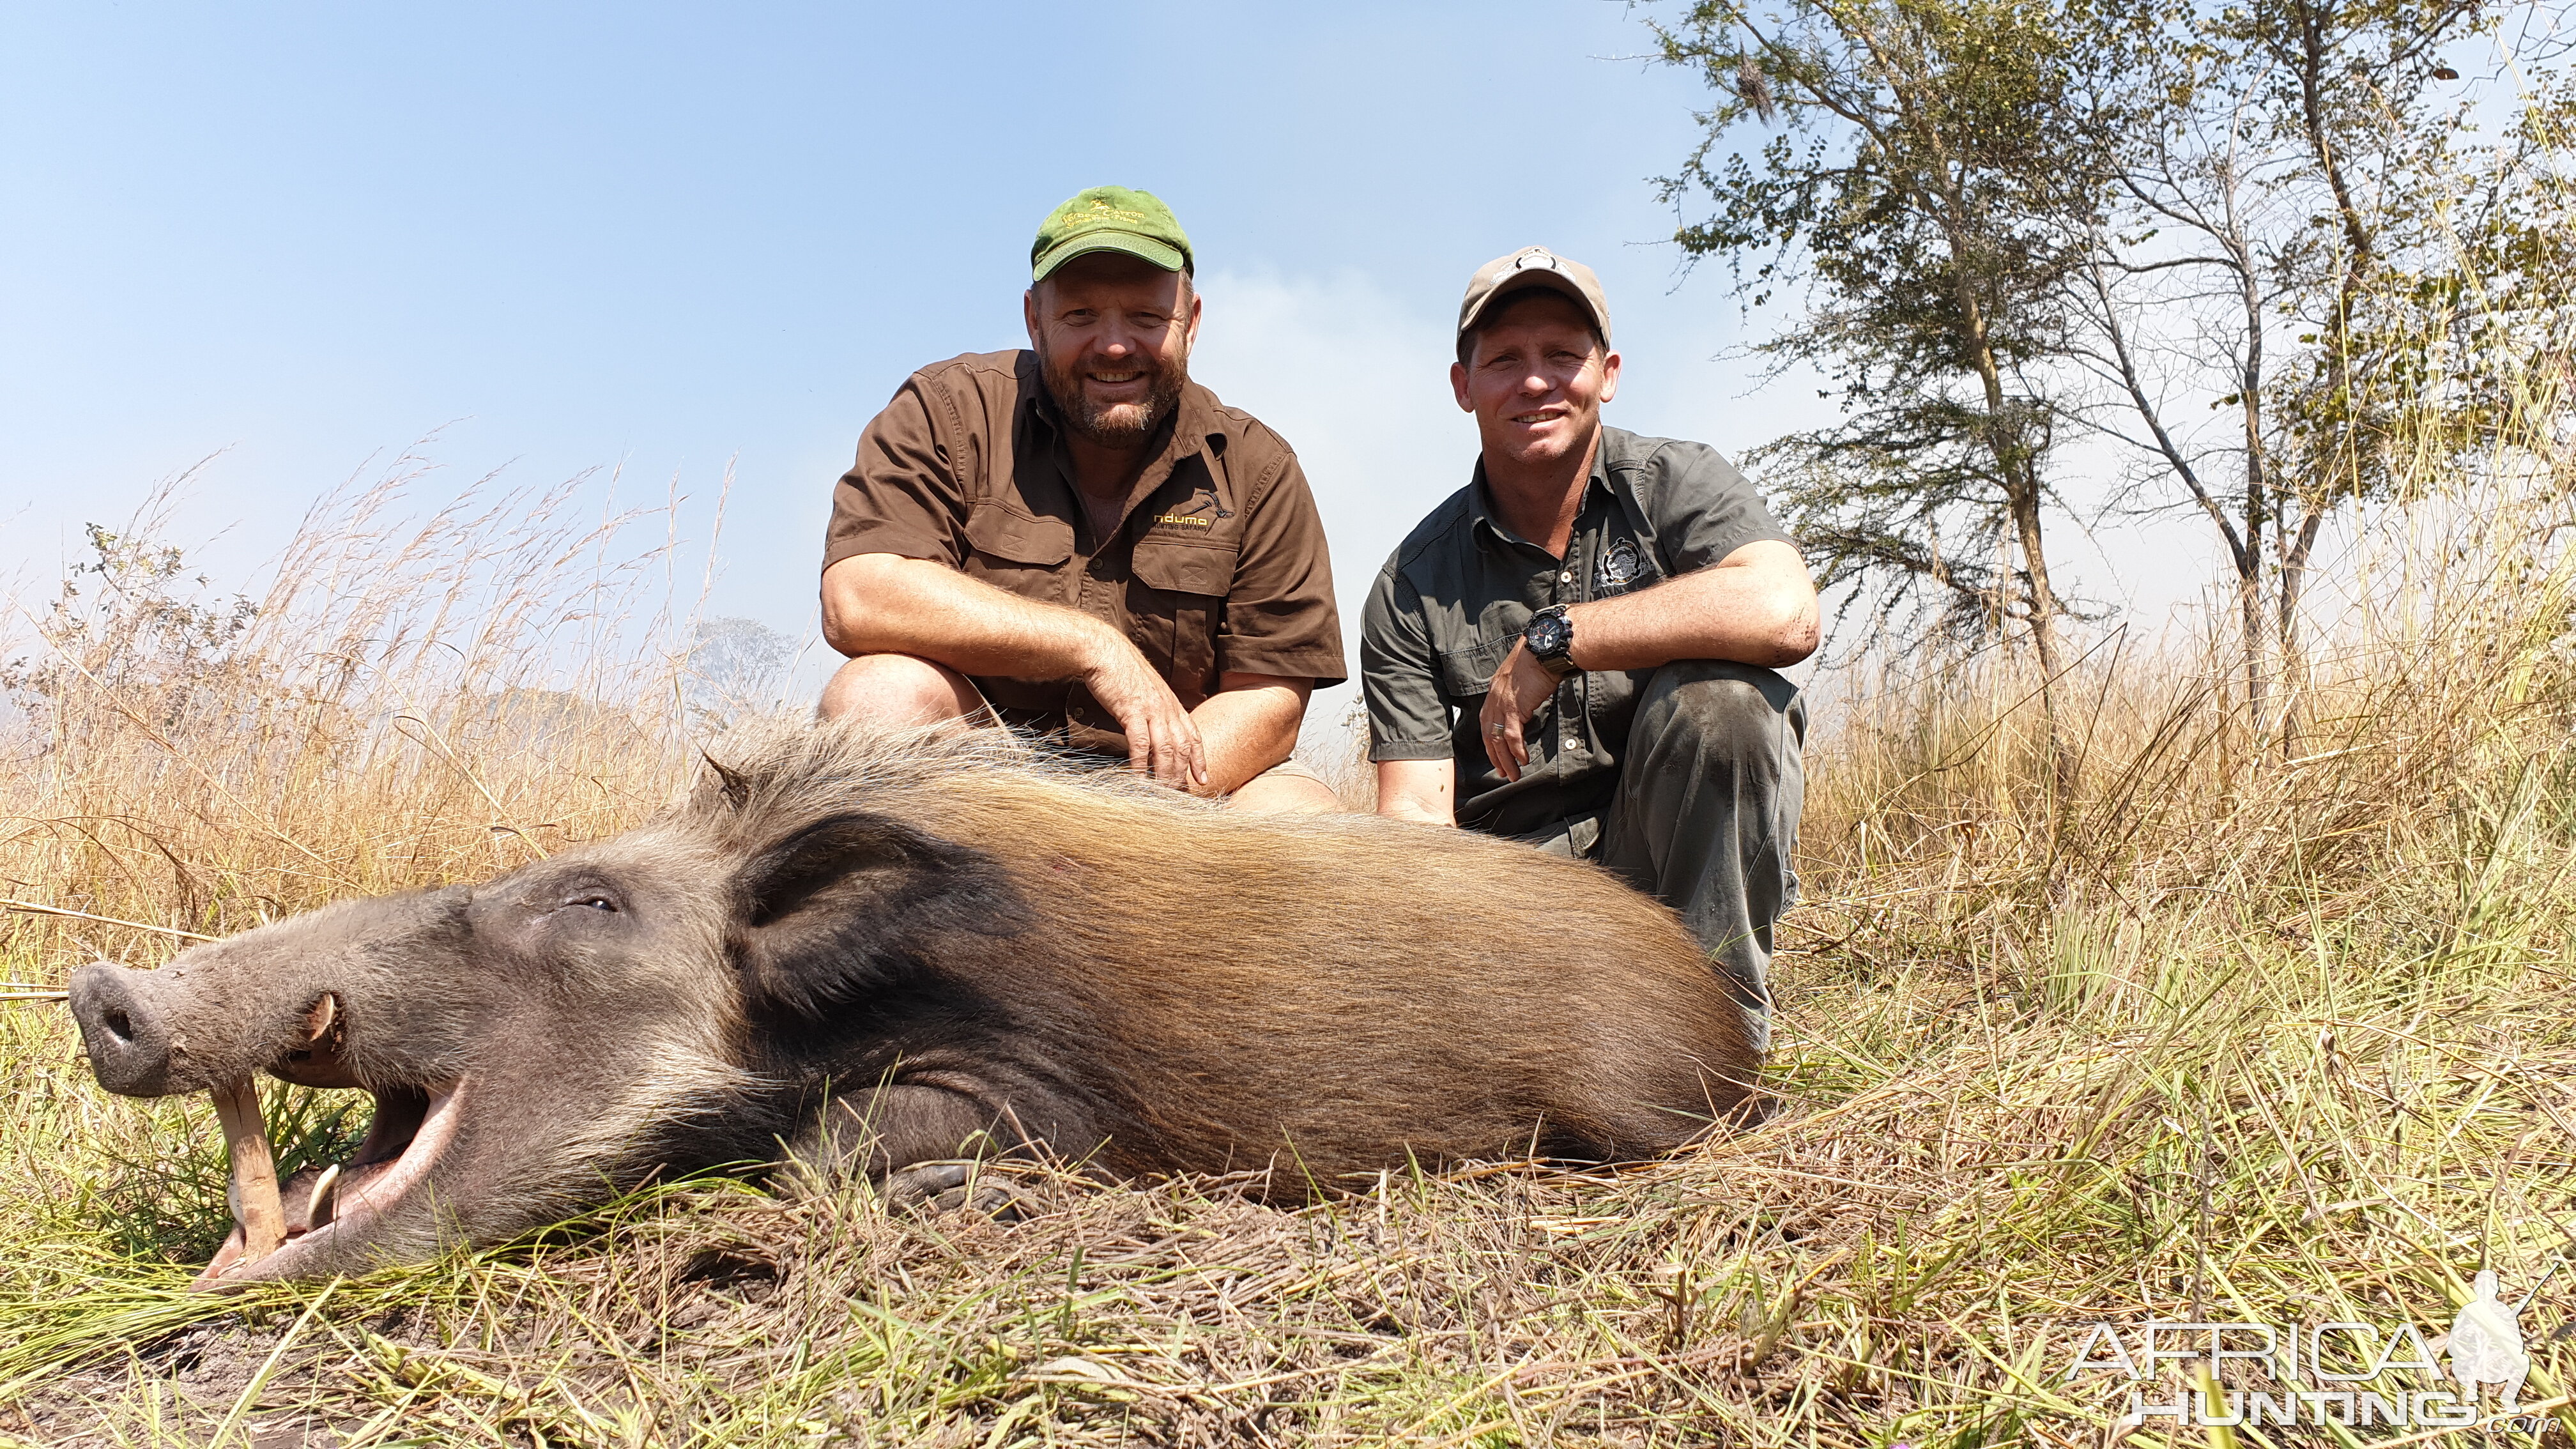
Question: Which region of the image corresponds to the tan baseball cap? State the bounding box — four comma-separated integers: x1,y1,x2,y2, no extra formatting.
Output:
1456,246,1612,344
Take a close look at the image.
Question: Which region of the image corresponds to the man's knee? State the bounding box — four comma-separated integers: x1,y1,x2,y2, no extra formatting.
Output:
1633,660,1804,766
1225,769,1342,814
818,654,983,726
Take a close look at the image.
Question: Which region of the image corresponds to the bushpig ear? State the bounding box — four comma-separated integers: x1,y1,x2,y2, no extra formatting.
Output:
701,751,759,810
731,812,1026,1020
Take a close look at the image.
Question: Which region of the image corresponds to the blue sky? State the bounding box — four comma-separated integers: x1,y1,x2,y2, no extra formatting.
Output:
1,1,2195,719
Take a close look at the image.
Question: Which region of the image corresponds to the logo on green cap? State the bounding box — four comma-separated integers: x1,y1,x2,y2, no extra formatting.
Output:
1031,186,1193,281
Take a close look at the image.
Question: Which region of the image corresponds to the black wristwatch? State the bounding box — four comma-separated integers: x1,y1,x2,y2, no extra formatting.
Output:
1522,604,1577,678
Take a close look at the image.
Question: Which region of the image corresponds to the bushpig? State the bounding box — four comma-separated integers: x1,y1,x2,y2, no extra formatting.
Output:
68,720,1758,1286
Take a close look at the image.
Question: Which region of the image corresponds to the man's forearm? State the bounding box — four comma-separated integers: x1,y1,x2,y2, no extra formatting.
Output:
1565,540,1820,673
1374,758,1456,825
826,555,1307,794
822,553,1117,679
1186,673,1312,796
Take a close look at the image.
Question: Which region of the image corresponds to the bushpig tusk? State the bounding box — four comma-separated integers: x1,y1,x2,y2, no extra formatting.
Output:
208,1078,285,1263
308,1163,341,1229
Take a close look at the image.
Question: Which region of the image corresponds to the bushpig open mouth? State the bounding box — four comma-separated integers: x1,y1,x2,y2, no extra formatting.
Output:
189,980,468,1288
196,1077,465,1290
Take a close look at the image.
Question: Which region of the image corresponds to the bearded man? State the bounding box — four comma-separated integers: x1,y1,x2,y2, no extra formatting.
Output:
818,187,1344,811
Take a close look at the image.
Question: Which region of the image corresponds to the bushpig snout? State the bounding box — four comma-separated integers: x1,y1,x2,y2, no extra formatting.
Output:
70,963,188,1096
70,956,339,1098
68,888,466,1101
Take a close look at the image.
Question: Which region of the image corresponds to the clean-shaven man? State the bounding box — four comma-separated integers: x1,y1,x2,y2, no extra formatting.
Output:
1362,247,1818,1041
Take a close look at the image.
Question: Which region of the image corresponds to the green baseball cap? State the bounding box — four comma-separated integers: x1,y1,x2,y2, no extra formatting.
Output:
1031,186,1193,282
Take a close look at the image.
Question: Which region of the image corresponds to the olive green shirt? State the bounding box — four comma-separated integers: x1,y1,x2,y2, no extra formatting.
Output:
1360,427,1793,839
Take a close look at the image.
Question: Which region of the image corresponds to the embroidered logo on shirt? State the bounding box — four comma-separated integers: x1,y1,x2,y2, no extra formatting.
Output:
1596,537,1651,596
1152,485,1233,530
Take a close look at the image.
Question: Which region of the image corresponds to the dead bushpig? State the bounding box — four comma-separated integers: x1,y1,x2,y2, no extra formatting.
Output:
68,720,1757,1285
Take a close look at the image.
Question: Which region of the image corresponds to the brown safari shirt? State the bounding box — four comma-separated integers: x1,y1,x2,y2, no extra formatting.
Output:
824,350,1344,753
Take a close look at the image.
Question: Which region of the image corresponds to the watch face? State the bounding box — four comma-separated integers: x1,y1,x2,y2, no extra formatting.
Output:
1528,614,1572,659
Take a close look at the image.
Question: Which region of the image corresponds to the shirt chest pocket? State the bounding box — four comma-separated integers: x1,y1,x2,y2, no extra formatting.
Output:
1435,634,1514,701
1131,537,1240,700
962,506,1075,601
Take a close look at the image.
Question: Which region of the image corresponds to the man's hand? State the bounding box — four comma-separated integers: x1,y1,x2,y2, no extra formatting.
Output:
827,554,1215,788
1084,637,1208,789
1478,641,1563,783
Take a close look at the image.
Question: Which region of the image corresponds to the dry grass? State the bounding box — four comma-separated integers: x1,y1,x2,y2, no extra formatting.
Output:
3,431,2574,1446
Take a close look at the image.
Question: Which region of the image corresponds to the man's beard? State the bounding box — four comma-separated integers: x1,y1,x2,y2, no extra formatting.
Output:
1036,339,1188,448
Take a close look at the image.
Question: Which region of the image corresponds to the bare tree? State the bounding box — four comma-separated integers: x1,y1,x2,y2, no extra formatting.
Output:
686,616,795,726
2067,0,2508,753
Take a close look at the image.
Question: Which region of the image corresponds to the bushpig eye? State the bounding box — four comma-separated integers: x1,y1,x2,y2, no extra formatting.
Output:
562,892,620,914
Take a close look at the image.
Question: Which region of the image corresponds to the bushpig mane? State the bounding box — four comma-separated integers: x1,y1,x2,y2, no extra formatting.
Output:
686,717,1173,836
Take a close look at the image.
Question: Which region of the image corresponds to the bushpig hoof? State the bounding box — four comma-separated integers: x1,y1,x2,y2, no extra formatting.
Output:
882,1160,1026,1222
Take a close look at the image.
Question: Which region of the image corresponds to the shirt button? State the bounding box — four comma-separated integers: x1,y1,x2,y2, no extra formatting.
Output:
1558,571,1572,584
